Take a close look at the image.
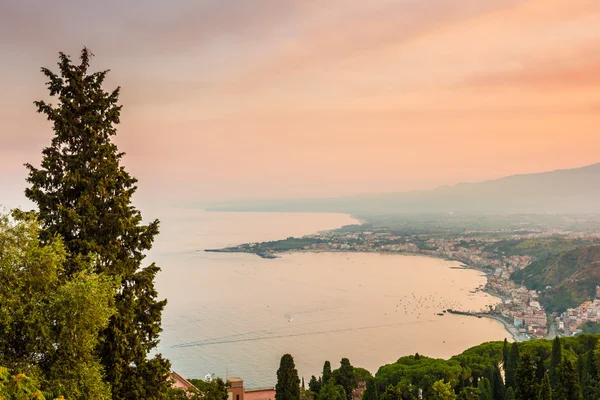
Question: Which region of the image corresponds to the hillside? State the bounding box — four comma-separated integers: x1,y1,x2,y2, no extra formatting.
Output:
204,162,600,214
512,245,600,313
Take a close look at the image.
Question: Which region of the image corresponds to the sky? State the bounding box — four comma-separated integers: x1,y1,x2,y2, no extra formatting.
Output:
1,0,600,208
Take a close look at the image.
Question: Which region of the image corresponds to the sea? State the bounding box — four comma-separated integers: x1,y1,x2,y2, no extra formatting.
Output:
149,209,509,388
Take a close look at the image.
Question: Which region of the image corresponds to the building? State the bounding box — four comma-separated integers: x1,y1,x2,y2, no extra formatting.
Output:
227,378,276,400
170,371,197,392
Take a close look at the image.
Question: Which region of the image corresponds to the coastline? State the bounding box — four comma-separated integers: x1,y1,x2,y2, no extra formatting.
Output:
207,246,522,342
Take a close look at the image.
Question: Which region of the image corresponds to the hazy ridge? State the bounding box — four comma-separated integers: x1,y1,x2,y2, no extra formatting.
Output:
204,163,600,214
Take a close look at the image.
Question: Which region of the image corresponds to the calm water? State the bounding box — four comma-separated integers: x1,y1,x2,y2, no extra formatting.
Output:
151,210,509,388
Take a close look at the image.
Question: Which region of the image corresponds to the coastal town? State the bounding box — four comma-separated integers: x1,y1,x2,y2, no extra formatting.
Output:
208,224,600,341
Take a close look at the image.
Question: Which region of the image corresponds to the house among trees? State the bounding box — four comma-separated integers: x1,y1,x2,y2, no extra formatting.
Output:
170,371,197,392
227,377,276,400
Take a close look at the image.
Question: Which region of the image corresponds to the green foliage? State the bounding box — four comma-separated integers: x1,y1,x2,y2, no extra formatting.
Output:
512,245,600,313
308,376,321,394
432,379,457,400
478,378,493,400
504,388,515,400
318,379,346,400
555,359,582,400
515,353,538,400
335,358,355,400
0,367,47,400
26,48,170,399
539,373,553,400
505,342,520,389
323,361,332,385
0,214,115,399
363,354,463,400
491,365,505,400
276,354,300,400
550,338,563,388
580,322,600,335
459,387,479,400
187,378,228,400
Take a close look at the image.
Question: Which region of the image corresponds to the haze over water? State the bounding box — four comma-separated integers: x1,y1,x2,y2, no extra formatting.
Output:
152,210,509,388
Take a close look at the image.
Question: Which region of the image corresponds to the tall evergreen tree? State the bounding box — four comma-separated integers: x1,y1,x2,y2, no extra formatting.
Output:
536,356,546,383
276,354,300,400
505,342,520,389
515,353,538,400
550,338,563,388
504,387,515,400
318,379,345,400
25,49,170,398
581,351,600,400
539,373,553,400
576,355,584,381
336,358,355,400
478,378,493,400
308,376,321,394
555,359,582,400
502,339,509,368
492,364,506,400
322,361,332,385
484,366,495,399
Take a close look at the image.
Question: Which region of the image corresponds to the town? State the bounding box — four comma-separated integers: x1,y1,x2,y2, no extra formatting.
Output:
208,221,600,341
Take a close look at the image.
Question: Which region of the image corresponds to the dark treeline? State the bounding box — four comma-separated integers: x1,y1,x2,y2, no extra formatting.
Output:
282,336,600,400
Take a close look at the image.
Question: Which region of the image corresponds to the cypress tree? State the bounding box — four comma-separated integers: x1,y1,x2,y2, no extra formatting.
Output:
505,387,515,400
550,337,563,388
515,353,538,400
26,48,170,399
276,354,301,400
308,376,321,394
336,358,355,400
555,359,582,400
322,361,332,385
581,351,600,400
505,342,520,389
479,378,493,400
502,339,509,368
539,372,553,400
492,364,506,400
576,355,584,381
484,366,495,399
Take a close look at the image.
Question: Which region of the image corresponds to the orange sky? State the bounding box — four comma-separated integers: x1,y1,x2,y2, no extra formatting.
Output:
1,0,599,207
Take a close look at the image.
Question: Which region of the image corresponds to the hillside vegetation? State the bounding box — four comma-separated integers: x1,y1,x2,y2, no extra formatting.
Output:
512,245,600,313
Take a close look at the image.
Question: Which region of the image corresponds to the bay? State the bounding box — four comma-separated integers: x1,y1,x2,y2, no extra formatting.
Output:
151,210,509,388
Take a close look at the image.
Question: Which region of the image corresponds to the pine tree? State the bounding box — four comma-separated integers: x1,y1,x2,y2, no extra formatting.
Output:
25,49,170,399
322,361,332,385
515,353,538,400
550,338,563,388
555,359,582,400
276,354,300,400
539,372,553,400
505,342,520,389
302,377,305,390
504,387,515,400
479,378,493,400
336,358,355,400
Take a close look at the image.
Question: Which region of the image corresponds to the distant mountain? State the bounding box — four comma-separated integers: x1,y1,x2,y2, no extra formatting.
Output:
205,163,600,214
512,245,600,313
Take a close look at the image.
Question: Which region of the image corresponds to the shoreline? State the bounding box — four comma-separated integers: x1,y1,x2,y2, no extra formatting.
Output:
207,247,522,342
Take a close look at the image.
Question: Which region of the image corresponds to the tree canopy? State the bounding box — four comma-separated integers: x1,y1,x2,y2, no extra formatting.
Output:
25,48,170,399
